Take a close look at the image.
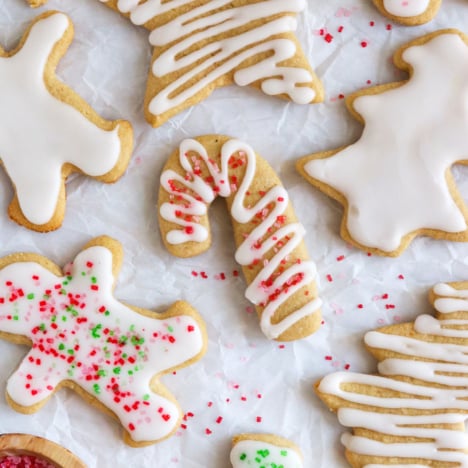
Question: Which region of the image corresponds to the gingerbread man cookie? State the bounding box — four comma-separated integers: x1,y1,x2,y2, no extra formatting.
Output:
0,236,207,446
0,12,133,231
316,280,468,467
158,135,322,341
297,30,468,257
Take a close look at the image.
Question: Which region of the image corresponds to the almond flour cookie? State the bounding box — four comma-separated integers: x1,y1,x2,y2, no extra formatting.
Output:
56,0,324,127
373,0,442,25
158,135,322,341
230,433,303,468
0,12,133,231
316,280,468,467
0,236,207,447
297,30,468,257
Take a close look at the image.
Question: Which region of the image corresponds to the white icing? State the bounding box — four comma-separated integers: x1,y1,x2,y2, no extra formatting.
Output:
383,0,431,17
303,33,468,252
0,245,204,443
317,282,468,466
230,439,303,468
0,13,123,225
160,138,321,340
99,0,316,116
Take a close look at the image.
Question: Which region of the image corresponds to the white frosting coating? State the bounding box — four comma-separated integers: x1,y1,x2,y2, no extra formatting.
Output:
160,138,321,340
0,13,122,225
230,439,303,468
99,0,316,116
303,33,468,252
317,281,468,466
383,0,431,17
0,245,204,443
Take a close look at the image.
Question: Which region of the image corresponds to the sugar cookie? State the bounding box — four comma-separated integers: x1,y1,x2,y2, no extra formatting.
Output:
0,12,133,231
158,135,322,341
316,280,468,467
297,30,468,257
373,0,442,25
72,0,325,127
0,236,207,446
230,433,303,468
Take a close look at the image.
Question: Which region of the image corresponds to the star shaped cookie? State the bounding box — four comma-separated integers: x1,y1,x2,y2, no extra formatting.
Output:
1,12,133,231
297,30,468,257
0,236,207,446
26,0,323,127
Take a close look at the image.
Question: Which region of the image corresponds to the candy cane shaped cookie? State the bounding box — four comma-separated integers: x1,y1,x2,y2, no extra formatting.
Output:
0,236,207,446
159,136,322,341
373,0,442,25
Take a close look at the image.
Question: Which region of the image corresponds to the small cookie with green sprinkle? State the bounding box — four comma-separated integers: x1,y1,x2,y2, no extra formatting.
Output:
230,433,303,468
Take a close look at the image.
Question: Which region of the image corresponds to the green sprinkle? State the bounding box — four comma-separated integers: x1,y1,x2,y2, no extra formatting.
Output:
39,323,46,332
239,453,247,461
81,272,86,276
167,325,174,333
62,281,69,286
143,394,150,401
257,449,269,458
119,336,128,344
93,384,101,394
13,315,19,321
280,450,287,457
61,316,67,322
113,367,121,375
67,275,73,281
67,349,74,355
98,369,107,377
91,276,97,284
128,370,133,375
58,343,65,351
104,310,110,316
27,293,34,300
91,324,102,338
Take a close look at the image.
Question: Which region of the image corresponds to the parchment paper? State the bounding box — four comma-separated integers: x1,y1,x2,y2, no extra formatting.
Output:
1,0,468,466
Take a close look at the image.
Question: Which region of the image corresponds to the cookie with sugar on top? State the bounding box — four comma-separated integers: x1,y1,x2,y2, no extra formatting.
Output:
315,280,468,468
297,29,468,257
0,235,207,447
0,11,133,232
158,135,322,341
230,433,303,468
373,0,442,25
25,0,324,128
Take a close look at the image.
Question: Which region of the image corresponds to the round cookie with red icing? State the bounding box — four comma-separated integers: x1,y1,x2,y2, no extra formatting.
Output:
158,135,322,341
230,433,303,468
0,236,207,447
372,0,442,25
0,12,133,231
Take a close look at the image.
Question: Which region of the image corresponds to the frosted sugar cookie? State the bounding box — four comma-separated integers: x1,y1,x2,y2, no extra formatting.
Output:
373,0,442,25
230,433,303,468
297,30,468,257
159,135,322,341
0,236,207,446
0,12,133,231
316,280,468,467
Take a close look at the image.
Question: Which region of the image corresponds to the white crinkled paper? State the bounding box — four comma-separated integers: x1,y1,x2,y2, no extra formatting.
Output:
1,0,468,466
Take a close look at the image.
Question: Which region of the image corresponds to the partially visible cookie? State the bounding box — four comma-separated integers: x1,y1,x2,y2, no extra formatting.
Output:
83,0,323,127
297,29,468,257
230,433,303,468
0,236,207,447
0,12,133,231
158,135,322,341
316,280,468,467
373,0,442,25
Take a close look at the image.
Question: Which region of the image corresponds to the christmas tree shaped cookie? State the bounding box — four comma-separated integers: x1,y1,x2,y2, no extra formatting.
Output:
316,280,468,467
33,0,323,127
0,12,133,231
373,0,442,25
297,30,468,257
0,236,207,446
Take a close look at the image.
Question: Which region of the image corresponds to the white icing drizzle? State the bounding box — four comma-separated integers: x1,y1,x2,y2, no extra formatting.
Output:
230,439,303,468
317,282,468,466
160,139,321,340
383,0,431,17
99,0,316,116
0,13,123,225
303,33,468,252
